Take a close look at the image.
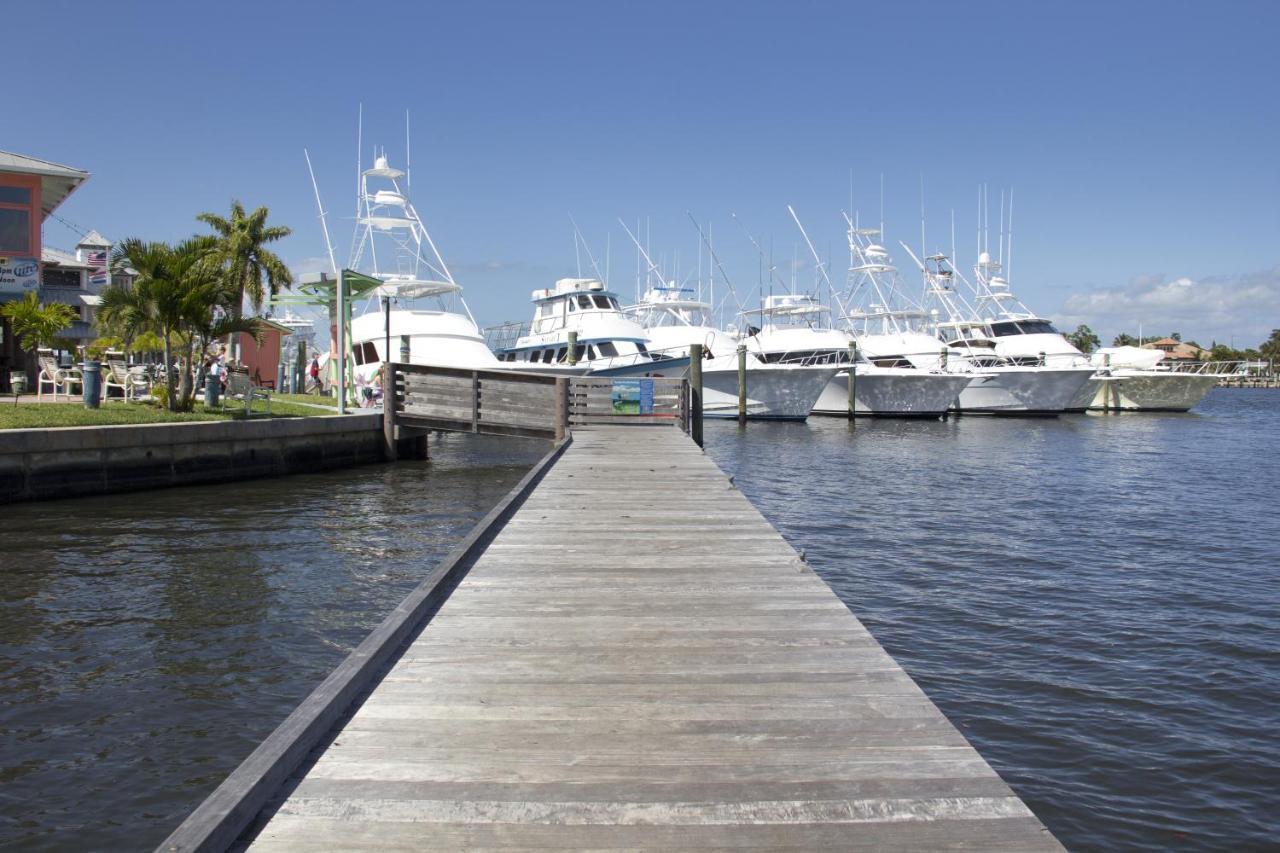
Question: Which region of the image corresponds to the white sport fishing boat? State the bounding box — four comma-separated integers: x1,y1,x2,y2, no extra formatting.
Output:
738,293,961,418
825,217,976,413
1068,346,1222,412
957,210,1219,413
335,136,501,383
911,243,1094,415
628,284,836,419
488,277,686,376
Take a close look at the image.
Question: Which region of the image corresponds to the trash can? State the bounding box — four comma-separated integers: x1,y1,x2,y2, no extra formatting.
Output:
82,361,102,409
9,372,26,394
205,374,221,408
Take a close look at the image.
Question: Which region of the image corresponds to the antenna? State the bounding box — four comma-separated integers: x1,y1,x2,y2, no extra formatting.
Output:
998,189,1005,268
919,173,926,265
1007,189,1014,283
304,148,339,275
688,211,744,318
355,104,363,219
786,204,830,289
405,109,411,198
569,215,607,284
879,173,885,242
618,217,666,291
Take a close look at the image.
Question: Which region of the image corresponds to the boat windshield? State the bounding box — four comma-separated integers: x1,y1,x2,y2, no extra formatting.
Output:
990,320,1059,337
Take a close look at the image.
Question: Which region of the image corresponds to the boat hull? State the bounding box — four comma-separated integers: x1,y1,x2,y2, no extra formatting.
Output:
954,366,1094,415
1076,371,1218,412
700,365,839,420
812,369,972,418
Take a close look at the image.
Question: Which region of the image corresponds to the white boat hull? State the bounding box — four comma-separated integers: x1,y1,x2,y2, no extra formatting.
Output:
699,364,838,420
1066,375,1107,412
641,362,836,420
812,368,972,417
1075,371,1218,412
954,366,1094,415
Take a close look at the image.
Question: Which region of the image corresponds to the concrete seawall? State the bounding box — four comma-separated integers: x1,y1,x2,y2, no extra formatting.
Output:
0,414,384,504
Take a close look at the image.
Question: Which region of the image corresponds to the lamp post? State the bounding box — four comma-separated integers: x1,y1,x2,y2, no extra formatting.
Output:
336,268,347,414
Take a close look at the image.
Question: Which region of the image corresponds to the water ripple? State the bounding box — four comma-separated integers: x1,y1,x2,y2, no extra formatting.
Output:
703,389,1280,852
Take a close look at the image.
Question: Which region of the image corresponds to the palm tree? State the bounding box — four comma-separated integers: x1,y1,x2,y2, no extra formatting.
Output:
197,201,292,316
0,291,78,352
101,236,260,410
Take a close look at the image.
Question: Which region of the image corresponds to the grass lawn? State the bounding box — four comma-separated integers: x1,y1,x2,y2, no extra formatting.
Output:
272,392,339,408
0,398,344,429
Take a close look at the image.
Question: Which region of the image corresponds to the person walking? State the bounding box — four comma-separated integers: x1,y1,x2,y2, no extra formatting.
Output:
309,355,323,395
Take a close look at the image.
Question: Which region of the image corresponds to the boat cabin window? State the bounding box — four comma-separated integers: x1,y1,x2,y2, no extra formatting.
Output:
556,347,567,361
567,300,576,312
596,341,618,357
577,295,592,309
364,342,378,364
592,295,611,310
990,320,1059,337
541,349,555,364
573,344,585,361
587,345,598,359
636,342,648,354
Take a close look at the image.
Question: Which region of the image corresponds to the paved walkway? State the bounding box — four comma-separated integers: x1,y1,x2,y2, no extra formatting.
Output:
247,426,1060,850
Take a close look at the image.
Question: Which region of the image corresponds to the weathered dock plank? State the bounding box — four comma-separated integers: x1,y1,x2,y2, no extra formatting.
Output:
237,426,1060,851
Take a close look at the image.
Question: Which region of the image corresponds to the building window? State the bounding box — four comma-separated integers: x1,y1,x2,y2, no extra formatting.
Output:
0,208,30,254
42,267,81,289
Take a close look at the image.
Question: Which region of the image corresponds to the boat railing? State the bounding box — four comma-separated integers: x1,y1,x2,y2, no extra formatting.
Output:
483,321,530,352
381,362,697,448
1161,360,1248,376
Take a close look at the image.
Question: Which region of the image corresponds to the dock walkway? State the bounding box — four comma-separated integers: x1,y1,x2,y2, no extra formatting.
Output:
222,426,1059,850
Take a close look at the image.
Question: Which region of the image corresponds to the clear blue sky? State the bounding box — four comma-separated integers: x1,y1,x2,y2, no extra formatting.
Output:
12,0,1280,346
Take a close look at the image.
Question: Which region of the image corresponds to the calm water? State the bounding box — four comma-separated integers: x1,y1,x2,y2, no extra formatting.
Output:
3,391,1278,851
0,434,548,852
703,388,1280,851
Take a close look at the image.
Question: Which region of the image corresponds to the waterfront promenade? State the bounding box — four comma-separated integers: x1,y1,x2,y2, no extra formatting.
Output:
169,424,1059,850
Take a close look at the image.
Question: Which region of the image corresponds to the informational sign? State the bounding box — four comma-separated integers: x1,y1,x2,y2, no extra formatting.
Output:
0,256,39,296
611,378,655,415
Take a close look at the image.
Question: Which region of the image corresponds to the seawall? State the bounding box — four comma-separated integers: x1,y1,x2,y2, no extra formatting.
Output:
0,414,384,504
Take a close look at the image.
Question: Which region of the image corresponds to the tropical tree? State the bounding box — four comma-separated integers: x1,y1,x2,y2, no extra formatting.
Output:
101,236,262,410
1113,332,1138,347
196,201,292,316
0,291,78,352
1066,324,1101,354
1259,329,1280,365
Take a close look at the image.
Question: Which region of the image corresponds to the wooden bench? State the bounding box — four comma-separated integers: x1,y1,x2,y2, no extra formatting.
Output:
226,372,271,417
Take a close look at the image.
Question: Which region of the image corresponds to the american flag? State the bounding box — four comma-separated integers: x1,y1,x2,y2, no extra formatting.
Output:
86,250,108,286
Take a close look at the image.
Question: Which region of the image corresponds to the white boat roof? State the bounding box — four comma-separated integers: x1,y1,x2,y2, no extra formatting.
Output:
374,278,462,299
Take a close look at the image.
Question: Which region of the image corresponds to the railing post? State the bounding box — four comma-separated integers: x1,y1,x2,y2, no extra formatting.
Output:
471,370,480,433
382,362,397,462
554,377,568,442
847,341,857,419
737,344,747,425
689,343,703,448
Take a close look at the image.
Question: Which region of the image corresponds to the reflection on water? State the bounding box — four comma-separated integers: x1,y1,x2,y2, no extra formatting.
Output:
703,389,1280,851
0,433,548,852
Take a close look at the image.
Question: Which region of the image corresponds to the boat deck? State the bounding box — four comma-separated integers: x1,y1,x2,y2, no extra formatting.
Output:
238,425,1059,850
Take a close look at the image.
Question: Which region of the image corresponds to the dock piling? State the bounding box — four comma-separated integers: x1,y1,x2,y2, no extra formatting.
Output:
689,343,704,447
847,341,857,419
736,344,747,424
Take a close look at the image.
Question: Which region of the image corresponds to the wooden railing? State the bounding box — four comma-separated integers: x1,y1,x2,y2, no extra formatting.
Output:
568,376,689,426
382,364,696,459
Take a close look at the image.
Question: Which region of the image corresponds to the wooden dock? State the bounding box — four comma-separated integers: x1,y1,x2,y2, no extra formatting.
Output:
164,424,1059,851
